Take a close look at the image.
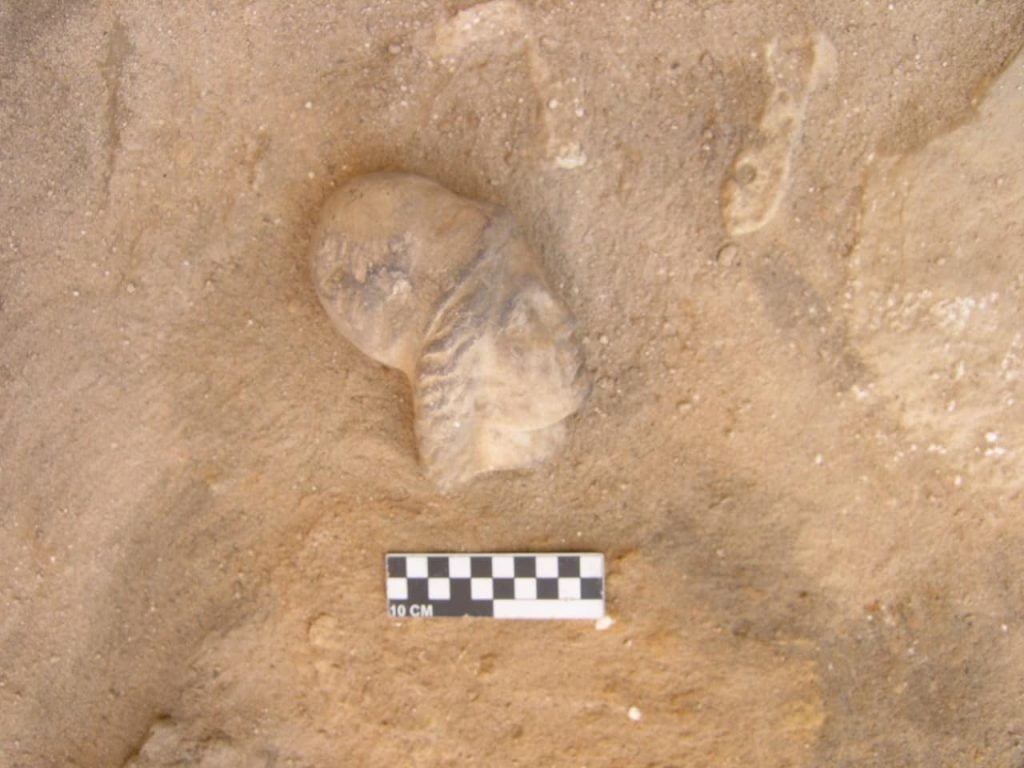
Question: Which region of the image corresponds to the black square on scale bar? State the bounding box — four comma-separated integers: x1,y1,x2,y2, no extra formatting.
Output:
514,556,536,577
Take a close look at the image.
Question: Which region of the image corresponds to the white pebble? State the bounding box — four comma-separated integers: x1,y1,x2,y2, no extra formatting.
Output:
716,243,738,266
594,615,615,631
554,142,587,169
627,706,642,721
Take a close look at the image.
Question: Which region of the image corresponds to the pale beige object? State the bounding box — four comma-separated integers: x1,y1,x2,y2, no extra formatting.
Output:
721,33,836,236
311,172,588,490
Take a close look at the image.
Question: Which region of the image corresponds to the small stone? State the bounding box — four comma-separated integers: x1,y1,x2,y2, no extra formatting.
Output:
308,614,340,648
595,615,615,631
554,142,587,169
627,706,642,721
717,243,739,266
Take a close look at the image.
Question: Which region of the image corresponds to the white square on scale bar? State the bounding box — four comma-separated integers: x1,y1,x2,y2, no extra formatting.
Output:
405,556,428,578
558,577,581,600
387,578,408,600
492,556,515,578
514,578,537,600
536,555,559,578
471,577,493,600
580,555,603,578
427,577,450,600
448,555,471,578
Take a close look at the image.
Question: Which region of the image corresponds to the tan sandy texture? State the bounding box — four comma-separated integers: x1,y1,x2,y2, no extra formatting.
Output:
2,2,1024,766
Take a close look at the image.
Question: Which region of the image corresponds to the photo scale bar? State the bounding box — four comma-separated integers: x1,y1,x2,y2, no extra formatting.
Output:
386,552,605,620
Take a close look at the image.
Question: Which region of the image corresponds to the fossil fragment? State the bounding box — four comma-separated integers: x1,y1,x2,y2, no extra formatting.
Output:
721,33,836,236
312,172,588,490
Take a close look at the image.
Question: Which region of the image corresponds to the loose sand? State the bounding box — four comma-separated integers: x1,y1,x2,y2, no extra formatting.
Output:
2,2,1024,766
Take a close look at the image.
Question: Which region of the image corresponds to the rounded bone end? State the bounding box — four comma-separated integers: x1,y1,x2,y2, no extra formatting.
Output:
310,172,587,491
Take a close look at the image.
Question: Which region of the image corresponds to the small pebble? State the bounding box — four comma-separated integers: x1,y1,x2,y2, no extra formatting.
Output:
554,142,587,169
627,706,642,721
595,615,615,631
717,243,739,266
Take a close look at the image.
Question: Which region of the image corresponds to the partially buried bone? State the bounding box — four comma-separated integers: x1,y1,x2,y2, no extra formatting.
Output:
721,34,835,236
312,172,588,490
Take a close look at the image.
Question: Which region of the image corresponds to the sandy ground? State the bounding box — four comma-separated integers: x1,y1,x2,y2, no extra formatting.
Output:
3,1,1024,766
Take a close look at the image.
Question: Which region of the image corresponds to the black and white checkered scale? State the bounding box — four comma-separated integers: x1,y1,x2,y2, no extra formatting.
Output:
386,553,605,619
